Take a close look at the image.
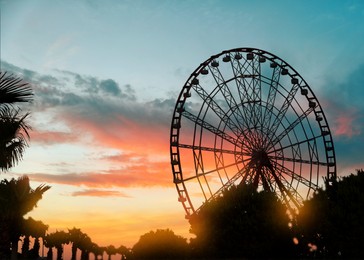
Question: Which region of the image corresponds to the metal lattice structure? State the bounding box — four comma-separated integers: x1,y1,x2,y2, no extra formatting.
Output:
170,47,336,217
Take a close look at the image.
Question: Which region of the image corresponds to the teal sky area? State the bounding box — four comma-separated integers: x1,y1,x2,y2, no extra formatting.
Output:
2,0,364,100
1,0,364,248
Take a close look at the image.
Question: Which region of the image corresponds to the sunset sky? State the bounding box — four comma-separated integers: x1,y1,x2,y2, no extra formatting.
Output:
1,0,364,252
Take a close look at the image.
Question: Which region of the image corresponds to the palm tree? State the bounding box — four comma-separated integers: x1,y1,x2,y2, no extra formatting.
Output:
68,227,86,260
91,243,104,260
105,245,117,260
44,233,56,260
46,230,69,260
78,232,93,260
117,245,131,260
22,217,48,258
0,175,50,259
0,71,33,171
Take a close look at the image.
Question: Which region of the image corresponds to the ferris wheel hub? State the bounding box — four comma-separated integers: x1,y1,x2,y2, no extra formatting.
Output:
250,149,271,169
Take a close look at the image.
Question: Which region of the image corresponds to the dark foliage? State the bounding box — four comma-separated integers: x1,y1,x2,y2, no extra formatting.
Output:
297,169,364,258
132,229,188,259
189,183,296,259
0,176,50,259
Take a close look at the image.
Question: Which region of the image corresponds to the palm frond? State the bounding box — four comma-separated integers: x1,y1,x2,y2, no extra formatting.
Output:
0,71,33,105
0,108,31,171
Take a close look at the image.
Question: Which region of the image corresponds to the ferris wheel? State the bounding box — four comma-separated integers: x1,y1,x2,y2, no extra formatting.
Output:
170,47,336,217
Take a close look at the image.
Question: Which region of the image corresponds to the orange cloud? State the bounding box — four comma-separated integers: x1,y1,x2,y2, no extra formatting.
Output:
71,189,131,197
27,159,172,188
30,130,79,145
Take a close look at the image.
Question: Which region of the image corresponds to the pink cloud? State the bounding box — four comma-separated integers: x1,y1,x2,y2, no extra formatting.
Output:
333,111,361,138
59,111,170,156
321,98,361,138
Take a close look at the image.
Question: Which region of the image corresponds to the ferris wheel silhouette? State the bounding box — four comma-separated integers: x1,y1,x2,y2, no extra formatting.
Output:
170,48,336,218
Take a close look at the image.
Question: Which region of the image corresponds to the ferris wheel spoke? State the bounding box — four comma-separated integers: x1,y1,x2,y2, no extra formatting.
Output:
191,82,256,149
268,166,302,209
262,167,279,192
261,63,282,132
267,135,322,155
192,149,212,200
183,157,250,183
182,110,244,149
269,155,329,166
208,64,242,117
266,106,315,151
207,63,254,136
251,56,264,131
178,143,251,157
192,82,248,137
228,56,260,128
271,160,318,190
266,76,301,144
260,168,273,191
235,54,264,129
233,73,261,128
206,166,249,204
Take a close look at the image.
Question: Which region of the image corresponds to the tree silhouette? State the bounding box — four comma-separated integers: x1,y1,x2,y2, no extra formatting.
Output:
118,245,131,260
105,245,117,260
78,232,93,260
189,183,296,259
90,242,104,260
0,175,50,259
68,227,87,260
45,230,69,260
297,169,364,258
21,217,48,259
44,232,56,260
132,229,188,259
0,71,33,172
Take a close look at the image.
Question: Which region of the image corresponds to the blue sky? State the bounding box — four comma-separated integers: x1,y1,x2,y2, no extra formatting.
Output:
1,0,364,249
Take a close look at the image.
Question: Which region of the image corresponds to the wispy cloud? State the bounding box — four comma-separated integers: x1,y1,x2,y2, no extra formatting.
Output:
31,130,79,145
71,189,131,197
27,162,171,188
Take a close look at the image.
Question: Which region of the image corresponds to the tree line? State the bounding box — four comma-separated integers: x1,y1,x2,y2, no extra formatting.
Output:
2,170,364,259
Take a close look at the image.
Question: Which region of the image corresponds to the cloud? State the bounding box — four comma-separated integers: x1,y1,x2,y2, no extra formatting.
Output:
316,63,364,174
1,61,177,188
332,110,361,138
100,79,121,96
27,151,172,189
31,130,79,145
1,60,174,145
71,189,131,197
27,162,171,188
318,64,364,139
